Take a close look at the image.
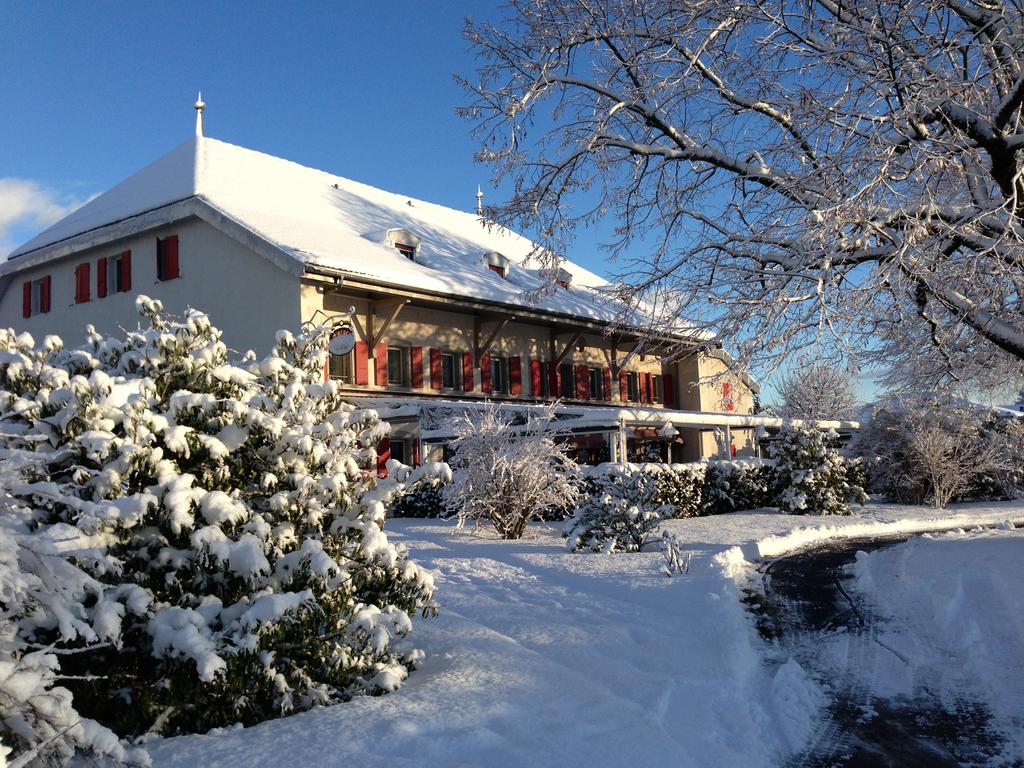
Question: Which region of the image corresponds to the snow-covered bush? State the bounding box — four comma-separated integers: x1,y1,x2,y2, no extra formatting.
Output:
853,398,1023,507
0,298,440,758
565,464,673,552
770,426,865,515
646,463,706,518
442,403,580,539
389,468,452,518
703,460,778,514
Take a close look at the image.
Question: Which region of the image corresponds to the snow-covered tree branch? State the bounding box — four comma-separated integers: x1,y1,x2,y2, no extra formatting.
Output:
461,0,1024,392
775,364,859,420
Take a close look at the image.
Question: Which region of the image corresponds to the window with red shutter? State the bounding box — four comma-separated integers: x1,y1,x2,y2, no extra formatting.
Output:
575,364,589,400
354,341,369,385
410,347,424,388
376,344,388,386
430,348,443,390
119,251,131,292
74,263,90,304
481,354,492,393
157,235,180,281
376,437,391,478
509,356,522,395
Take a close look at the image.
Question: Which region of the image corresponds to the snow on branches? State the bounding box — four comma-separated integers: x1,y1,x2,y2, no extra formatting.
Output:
462,1,1024,392
0,297,440,764
442,402,579,539
770,426,866,516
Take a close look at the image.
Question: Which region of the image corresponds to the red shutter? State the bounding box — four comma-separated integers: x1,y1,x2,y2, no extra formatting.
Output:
530,359,543,397
575,364,589,400
97,258,108,298
509,356,522,395
723,381,734,411
481,354,492,393
619,370,628,401
22,281,31,318
324,350,330,382
376,437,391,478
165,235,180,279
430,348,442,390
603,368,612,401
376,344,388,386
645,373,654,404
75,263,90,304
548,361,560,397
664,373,676,407
40,276,51,313
410,346,424,388
354,341,369,385
412,440,421,466
463,352,475,391
119,250,132,292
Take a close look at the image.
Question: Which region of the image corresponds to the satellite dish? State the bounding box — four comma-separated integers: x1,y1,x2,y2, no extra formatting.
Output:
328,327,355,356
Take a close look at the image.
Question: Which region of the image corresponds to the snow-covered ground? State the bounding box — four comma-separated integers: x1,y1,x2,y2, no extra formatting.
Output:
145,500,1024,768
850,526,1024,759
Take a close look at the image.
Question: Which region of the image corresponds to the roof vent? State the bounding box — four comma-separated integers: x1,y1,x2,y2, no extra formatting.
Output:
482,251,510,279
386,228,422,261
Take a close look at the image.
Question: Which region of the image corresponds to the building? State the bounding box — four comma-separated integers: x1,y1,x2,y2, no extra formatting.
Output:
0,104,848,466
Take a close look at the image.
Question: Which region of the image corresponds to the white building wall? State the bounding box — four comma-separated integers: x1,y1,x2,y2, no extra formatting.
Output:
0,218,302,356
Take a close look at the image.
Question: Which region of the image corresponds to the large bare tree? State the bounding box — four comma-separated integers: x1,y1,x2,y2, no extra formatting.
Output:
775,363,859,419
460,0,1024,392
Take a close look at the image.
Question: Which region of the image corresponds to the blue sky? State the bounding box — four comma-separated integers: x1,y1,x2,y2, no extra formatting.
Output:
0,1,880,405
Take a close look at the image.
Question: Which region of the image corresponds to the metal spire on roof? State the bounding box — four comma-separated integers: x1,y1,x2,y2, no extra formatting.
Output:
476,184,484,216
194,92,206,137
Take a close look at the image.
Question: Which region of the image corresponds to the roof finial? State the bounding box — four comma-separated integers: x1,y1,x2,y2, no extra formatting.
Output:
194,91,206,137
476,184,484,217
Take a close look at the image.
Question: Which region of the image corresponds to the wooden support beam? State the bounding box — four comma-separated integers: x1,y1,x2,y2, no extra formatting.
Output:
474,314,513,366
552,330,584,366
368,299,408,349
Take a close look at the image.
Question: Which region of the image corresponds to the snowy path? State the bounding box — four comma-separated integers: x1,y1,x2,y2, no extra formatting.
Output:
145,501,1024,768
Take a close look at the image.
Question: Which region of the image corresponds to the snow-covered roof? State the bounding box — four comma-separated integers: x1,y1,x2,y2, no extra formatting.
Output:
5,135,682,331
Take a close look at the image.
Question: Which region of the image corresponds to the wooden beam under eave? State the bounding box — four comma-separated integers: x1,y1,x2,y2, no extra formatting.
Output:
552,330,584,366
368,299,409,349
474,314,513,366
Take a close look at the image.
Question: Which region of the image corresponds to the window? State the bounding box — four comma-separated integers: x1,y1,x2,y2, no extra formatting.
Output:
395,243,416,260
329,351,353,383
488,263,506,278
157,235,180,281
390,439,408,465
387,347,409,385
589,368,604,401
559,363,575,398
491,356,509,394
626,372,640,402
22,276,51,317
440,352,461,389
653,375,664,403
99,251,131,296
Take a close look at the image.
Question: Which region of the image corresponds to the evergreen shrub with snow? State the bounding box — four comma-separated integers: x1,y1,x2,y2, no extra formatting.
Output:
0,298,440,762
703,460,778,514
389,475,452,519
442,403,580,539
565,464,674,552
646,463,706,518
770,426,865,515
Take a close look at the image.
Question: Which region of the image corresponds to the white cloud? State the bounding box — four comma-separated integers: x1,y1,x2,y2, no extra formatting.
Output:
0,178,94,259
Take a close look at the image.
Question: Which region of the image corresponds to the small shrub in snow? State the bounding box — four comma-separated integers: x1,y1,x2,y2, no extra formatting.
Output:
565,464,673,552
770,426,865,515
659,532,691,577
0,298,441,759
389,468,453,518
442,403,580,539
704,460,777,514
